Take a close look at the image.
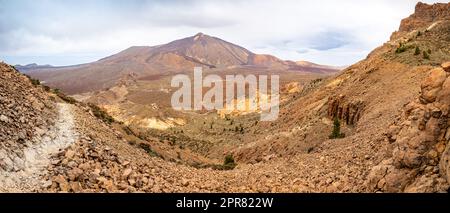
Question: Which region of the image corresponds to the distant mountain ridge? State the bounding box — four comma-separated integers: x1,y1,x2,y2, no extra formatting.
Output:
20,33,341,94
14,63,53,72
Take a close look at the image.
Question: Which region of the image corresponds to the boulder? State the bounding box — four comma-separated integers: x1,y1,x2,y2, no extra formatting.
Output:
442,61,450,72
421,68,447,103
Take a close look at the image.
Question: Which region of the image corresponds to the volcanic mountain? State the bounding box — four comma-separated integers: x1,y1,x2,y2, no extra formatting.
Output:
22,33,340,94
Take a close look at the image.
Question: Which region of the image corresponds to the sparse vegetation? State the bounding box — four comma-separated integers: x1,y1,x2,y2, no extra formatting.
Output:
224,154,235,166
311,78,323,84
423,50,430,60
414,46,421,55
416,31,422,37
123,125,135,136
24,74,41,86
216,154,237,170
138,143,161,158
194,154,237,170
88,103,115,124
329,116,345,139
395,43,413,53
53,89,77,104
42,85,51,92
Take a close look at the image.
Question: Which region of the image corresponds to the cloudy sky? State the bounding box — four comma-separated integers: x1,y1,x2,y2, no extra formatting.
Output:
0,0,446,66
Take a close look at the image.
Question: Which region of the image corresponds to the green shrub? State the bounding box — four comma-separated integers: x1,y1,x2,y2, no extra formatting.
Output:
222,154,237,170
123,125,135,136
139,143,160,157
88,103,115,124
58,93,77,104
395,43,412,54
329,116,345,139
11,65,19,72
414,46,421,55
423,51,430,60
24,74,41,86
224,154,235,165
193,155,237,170
43,85,51,92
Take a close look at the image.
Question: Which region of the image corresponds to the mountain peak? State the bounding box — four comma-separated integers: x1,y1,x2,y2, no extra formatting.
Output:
193,32,208,41
195,32,205,37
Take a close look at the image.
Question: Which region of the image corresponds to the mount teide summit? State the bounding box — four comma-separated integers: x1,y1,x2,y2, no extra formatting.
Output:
23,33,340,94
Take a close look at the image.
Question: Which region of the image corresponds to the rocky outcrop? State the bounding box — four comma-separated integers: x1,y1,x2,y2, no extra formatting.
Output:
327,95,364,125
368,62,450,192
398,2,450,33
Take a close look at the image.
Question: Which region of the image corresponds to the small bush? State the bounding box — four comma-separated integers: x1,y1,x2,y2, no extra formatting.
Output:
43,85,51,92
395,43,413,54
427,49,431,54
24,74,41,86
222,154,237,170
423,51,430,60
57,93,77,104
123,126,135,136
224,154,235,165
414,46,421,55
139,143,160,157
193,155,237,170
416,31,422,37
329,116,345,139
88,103,115,124
51,88,77,104
11,65,19,72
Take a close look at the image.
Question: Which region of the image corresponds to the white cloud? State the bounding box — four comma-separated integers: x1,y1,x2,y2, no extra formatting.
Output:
0,0,447,66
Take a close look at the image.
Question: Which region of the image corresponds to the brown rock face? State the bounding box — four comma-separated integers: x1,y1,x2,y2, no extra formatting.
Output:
327,95,363,125
368,66,450,192
398,2,450,33
420,68,447,103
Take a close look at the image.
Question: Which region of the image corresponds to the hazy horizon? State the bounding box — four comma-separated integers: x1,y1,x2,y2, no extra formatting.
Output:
0,0,447,67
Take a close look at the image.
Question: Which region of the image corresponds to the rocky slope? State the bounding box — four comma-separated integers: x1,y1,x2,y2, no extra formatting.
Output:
0,62,58,191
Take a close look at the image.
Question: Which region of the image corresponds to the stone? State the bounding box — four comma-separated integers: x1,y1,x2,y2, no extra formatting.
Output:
69,181,82,192
442,61,450,72
42,180,53,188
436,77,450,105
54,175,67,184
65,150,75,159
102,179,115,192
128,178,136,186
122,168,132,178
0,115,10,123
78,163,90,171
181,178,190,187
53,175,69,192
421,68,447,103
